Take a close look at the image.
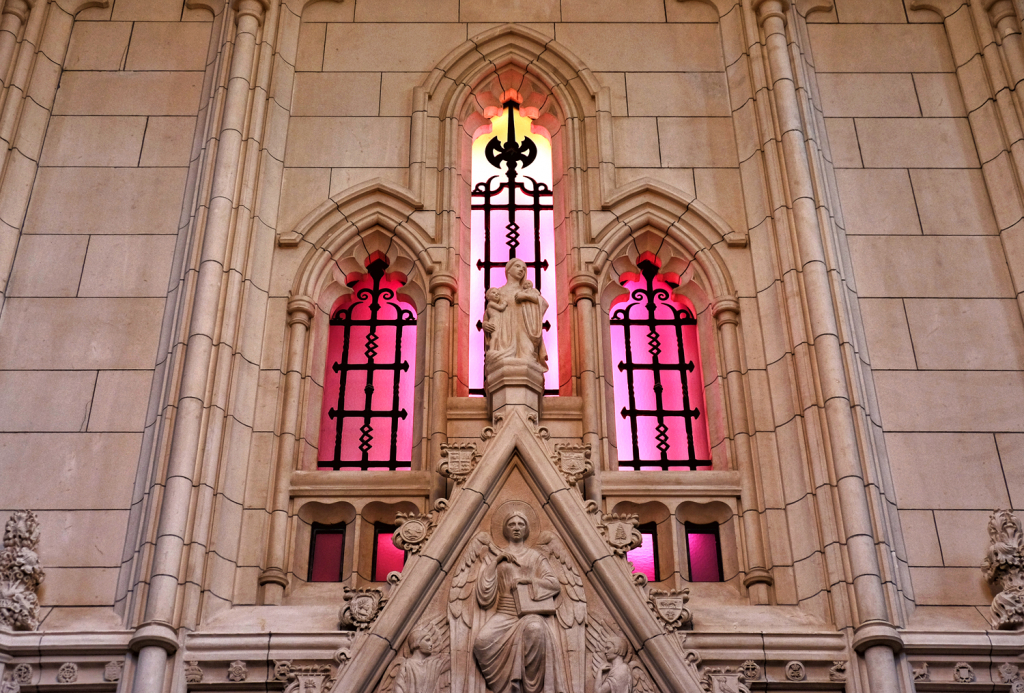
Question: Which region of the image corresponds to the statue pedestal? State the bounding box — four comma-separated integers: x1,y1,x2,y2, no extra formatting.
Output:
485,357,545,419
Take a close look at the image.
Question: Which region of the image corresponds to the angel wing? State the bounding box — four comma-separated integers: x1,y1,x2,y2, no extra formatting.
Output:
376,656,406,693
448,532,496,693
537,532,587,693
588,614,657,693
630,662,656,693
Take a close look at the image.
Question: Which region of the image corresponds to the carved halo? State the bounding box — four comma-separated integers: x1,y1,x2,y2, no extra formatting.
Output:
490,501,540,548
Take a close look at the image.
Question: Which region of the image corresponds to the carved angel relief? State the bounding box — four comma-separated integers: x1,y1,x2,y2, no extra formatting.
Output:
378,616,451,693
587,616,656,693
448,502,586,693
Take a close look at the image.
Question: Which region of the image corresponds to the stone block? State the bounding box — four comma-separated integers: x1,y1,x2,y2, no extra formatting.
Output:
329,167,406,196
835,169,921,235
595,73,627,117
460,0,559,21
879,373,1024,433
933,510,996,567
354,0,459,21
909,169,997,235
809,25,955,73
611,117,661,168
25,167,187,236
0,432,140,508
847,236,1014,297
140,116,197,167
658,117,738,168
561,0,666,21
858,298,917,369
0,298,164,370
79,235,176,297
856,118,979,168
914,73,967,117
824,117,863,168
626,73,730,117
53,72,203,116
284,117,410,168
65,22,132,71
694,168,745,237
303,1,355,20
888,432,1010,509
38,567,118,607
125,22,211,71
323,24,467,72
834,0,908,22
817,73,919,117
555,24,724,72
898,510,943,567
995,434,1024,508
89,370,154,432
908,567,991,606
904,298,1024,370
664,1,719,21
111,0,185,20
40,116,147,167
380,72,427,117
6,235,87,297
292,73,381,117
278,167,330,234
296,22,326,71
0,370,96,432
32,510,129,567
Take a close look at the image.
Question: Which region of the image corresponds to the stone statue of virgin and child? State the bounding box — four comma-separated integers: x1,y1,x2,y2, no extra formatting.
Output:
482,258,548,372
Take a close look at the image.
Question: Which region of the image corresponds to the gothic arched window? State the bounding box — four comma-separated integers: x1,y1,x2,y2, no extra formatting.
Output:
610,255,711,470
468,102,559,394
317,254,417,470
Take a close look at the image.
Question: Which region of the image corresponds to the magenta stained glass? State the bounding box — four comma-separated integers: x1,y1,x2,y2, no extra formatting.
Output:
309,524,345,582
318,256,416,470
627,525,659,582
686,523,723,583
610,257,711,470
373,524,405,581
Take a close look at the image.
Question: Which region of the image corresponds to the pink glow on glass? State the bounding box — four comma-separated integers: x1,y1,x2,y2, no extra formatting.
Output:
610,275,711,467
310,530,345,582
469,106,559,392
374,531,405,581
317,272,416,467
627,531,657,582
687,532,722,582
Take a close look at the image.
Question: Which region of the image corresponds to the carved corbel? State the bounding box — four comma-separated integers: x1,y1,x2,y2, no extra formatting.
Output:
393,499,448,554
339,587,387,631
438,443,481,485
551,442,593,486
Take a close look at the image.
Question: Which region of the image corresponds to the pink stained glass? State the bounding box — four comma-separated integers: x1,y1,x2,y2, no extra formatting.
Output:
687,530,722,583
373,529,405,581
609,263,711,469
317,261,416,470
309,529,345,582
627,530,658,582
469,106,559,393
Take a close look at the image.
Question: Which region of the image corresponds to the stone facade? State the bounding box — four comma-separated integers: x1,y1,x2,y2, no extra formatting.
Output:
0,0,1023,691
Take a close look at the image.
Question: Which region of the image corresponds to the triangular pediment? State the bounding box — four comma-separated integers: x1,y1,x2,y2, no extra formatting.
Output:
331,407,705,693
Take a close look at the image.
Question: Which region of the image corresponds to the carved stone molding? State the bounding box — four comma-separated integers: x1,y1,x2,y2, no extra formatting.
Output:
438,442,481,485
393,499,448,554
784,661,806,682
185,661,204,684
227,661,247,682
982,509,1024,629
551,442,593,486
953,662,975,683
0,510,43,631
339,587,387,631
740,661,761,681
648,588,692,632
55,664,77,685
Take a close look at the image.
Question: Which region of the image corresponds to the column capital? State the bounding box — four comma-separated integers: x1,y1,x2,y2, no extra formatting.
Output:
752,0,791,25
429,272,457,303
568,272,599,302
232,0,269,25
128,621,179,654
852,621,904,654
2,0,29,22
985,0,1018,30
712,296,741,326
287,295,316,327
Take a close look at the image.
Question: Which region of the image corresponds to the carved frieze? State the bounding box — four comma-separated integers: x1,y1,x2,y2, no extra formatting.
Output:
740,661,761,681
0,510,43,631
340,587,387,631
283,665,335,693
912,663,930,682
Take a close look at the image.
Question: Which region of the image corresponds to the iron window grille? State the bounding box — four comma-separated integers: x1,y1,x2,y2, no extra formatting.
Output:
320,257,416,470
610,258,711,470
471,102,555,395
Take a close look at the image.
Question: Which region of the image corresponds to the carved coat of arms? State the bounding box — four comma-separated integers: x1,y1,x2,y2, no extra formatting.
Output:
438,443,481,485
648,588,692,632
339,587,387,631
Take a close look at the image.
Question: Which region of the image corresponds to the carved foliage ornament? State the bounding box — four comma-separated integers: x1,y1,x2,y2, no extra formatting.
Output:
394,499,449,555
982,509,1024,629
552,442,593,486
0,511,43,632
784,661,806,682
438,442,481,485
228,661,248,682
648,588,692,632
339,586,387,631
56,664,77,685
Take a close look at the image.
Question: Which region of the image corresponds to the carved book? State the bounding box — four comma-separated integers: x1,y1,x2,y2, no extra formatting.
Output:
512,583,556,616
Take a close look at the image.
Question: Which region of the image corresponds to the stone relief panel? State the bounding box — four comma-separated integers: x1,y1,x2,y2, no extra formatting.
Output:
0,510,43,631
982,509,1024,629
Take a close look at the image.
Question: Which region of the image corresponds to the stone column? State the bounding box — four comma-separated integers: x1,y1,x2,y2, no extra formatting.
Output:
428,272,456,502
260,296,315,605
128,2,269,690
0,0,28,93
753,1,903,690
712,297,771,605
569,272,602,502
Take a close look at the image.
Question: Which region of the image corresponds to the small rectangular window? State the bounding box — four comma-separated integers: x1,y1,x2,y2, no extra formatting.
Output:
627,522,660,582
685,522,723,582
372,522,406,581
308,522,346,582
